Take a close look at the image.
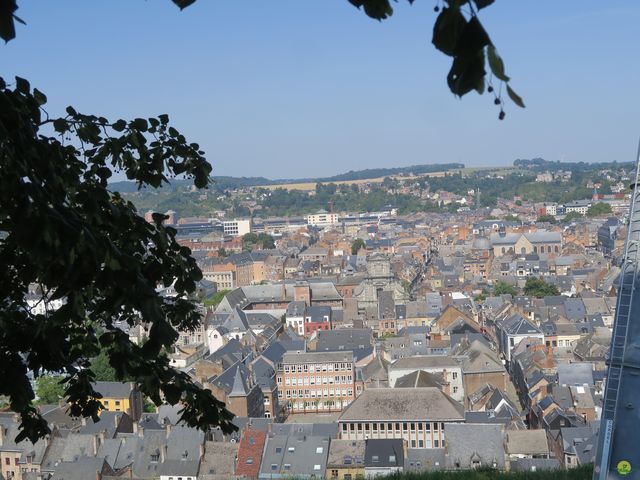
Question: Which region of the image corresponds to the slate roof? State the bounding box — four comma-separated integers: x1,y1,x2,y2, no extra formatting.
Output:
394,370,446,389
93,381,133,399
259,434,330,477
505,430,550,456
364,439,404,468
444,423,506,470
315,328,373,352
339,388,464,422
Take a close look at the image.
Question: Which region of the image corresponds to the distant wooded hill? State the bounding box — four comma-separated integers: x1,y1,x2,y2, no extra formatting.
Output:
109,163,465,192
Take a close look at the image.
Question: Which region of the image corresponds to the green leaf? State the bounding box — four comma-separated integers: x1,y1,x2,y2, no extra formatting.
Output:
487,44,509,82
132,118,148,131
0,0,19,43
33,88,47,106
172,0,196,10
53,118,68,133
447,49,486,97
112,119,127,132
507,84,526,108
432,7,467,56
15,76,29,93
348,0,393,20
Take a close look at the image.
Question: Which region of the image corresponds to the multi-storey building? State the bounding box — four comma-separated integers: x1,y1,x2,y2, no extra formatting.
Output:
201,262,236,290
337,388,465,449
277,351,356,413
223,218,251,237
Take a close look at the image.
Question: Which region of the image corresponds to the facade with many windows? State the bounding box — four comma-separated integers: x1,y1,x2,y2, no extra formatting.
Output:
337,388,465,449
277,351,356,413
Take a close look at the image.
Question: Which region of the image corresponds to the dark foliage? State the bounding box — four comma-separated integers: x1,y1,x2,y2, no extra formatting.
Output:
0,77,235,442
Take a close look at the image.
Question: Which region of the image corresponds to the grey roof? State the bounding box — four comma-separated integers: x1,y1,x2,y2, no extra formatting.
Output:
444,423,506,470
391,355,461,370
199,441,238,480
326,439,365,468
364,439,404,468
131,425,204,478
405,448,446,472
394,370,446,389
339,388,464,422
282,351,353,365
286,300,306,317
557,363,594,387
505,430,550,456
50,457,108,480
92,381,133,399
315,328,373,352
270,422,339,439
211,361,254,396
259,434,330,477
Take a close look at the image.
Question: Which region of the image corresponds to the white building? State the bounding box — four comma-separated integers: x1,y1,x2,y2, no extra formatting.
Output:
307,210,339,227
223,218,251,237
387,356,464,403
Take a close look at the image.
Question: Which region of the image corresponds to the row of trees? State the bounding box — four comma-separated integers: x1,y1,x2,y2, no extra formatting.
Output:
492,278,560,299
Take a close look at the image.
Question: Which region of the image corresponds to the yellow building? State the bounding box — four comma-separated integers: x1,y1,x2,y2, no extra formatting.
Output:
94,381,143,421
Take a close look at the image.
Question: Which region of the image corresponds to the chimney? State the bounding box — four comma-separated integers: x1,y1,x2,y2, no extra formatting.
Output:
114,413,120,429
138,424,145,438
165,423,172,438
95,470,102,480
132,421,138,435
92,435,99,456
0,426,4,446
199,442,205,459
128,466,133,479
160,444,168,463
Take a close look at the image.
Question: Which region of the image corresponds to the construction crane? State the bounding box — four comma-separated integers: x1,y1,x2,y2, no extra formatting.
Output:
593,139,640,479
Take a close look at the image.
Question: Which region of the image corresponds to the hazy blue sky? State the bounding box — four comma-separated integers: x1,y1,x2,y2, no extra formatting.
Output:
3,1,640,178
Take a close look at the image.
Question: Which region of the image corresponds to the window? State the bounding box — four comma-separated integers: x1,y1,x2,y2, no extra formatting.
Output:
403,423,408,431
372,455,379,463
342,423,348,431
316,447,324,454
411,440,416,448
419,439,424,448
410,423,415,431
452,372,458,380
434,439,439,447
314,465,321,471
271,464,278,471
453,386,458,394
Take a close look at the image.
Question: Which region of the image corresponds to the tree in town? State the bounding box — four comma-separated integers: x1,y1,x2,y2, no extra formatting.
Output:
536,214,557,224
0,79,234,442
523,277,560,298
35,376,65,405
90,350,118,382
204,290,231,308
493,280,518,296
587,202,613,217
351,238,366,255
562,211,585,223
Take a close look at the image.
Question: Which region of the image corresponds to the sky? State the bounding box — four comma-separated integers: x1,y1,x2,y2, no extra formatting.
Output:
3,1,640,179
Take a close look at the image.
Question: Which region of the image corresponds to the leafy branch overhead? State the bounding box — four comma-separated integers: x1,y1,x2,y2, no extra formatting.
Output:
0,76,234,442
350,0,524,117
0,0,523,117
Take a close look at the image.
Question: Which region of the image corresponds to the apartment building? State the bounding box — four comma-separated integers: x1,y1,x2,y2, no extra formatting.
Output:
223,218,251,237
201,262,236,290
277,351,356,413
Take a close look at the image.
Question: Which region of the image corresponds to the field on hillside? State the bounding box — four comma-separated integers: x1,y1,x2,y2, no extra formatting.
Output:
258,166,519,191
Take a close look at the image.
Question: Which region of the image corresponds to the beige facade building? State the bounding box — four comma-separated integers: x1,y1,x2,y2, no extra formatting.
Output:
277,351,356,413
